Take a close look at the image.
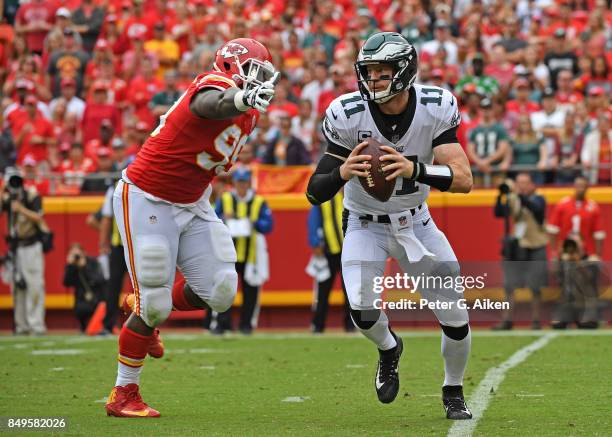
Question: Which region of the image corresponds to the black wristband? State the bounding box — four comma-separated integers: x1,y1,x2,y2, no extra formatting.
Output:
415,163,454,192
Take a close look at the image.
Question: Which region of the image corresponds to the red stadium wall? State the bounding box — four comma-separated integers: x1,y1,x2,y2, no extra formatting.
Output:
1,188,612,310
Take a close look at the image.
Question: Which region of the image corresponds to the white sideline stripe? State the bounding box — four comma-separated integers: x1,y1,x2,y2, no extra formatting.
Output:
31,349,86,355
448,332,558,437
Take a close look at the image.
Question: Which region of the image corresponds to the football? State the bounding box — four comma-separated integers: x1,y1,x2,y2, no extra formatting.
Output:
358,138,396,202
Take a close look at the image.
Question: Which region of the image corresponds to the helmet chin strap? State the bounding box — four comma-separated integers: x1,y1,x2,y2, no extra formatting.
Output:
367,81,395,103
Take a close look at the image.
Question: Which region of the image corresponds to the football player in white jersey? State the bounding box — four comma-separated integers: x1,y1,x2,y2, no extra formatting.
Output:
306,32,473,420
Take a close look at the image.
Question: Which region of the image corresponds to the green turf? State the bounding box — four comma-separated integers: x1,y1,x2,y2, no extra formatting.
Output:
0,331,609,436
475,334,612,437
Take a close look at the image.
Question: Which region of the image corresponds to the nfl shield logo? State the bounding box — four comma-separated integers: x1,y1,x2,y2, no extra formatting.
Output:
399,216,407,226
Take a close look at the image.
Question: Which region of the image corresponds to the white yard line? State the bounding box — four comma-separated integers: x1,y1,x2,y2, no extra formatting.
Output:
448,332,558,437
0,328,609,344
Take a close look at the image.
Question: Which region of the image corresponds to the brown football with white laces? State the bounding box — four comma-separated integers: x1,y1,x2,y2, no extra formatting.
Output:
358,138,395,202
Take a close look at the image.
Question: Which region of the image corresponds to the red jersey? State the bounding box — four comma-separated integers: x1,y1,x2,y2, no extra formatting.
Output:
506,100,540,115
548,196,606,256
127,72,259,203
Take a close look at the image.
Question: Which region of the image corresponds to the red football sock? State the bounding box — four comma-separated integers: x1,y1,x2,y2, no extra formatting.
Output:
118,325,150,368
116,325,151,386
172,277,199,311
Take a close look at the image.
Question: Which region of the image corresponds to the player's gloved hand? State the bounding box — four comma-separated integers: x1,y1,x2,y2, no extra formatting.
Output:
235,72,280,113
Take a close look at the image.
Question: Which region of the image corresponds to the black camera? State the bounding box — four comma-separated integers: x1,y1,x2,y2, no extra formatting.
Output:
4,168,24,200
498,183,510,195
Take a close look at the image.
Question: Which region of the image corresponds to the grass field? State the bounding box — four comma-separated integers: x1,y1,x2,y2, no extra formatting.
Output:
1,330,611,436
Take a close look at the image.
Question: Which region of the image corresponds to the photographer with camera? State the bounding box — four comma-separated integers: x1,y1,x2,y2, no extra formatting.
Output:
494,172,548,330
551,237,599,329
547,176,605,328
0,167,46,335
63,243,106,332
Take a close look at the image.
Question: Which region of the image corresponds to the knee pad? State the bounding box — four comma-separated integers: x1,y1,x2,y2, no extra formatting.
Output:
350,309,380,330
440,323,469,341
141,288,172,327
208,269,238,312
135,235,171,287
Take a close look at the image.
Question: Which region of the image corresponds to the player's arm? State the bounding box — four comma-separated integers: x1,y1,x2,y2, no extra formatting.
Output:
190,72,280,119
380,142,472,193
190,88,247,120
306,142,371,205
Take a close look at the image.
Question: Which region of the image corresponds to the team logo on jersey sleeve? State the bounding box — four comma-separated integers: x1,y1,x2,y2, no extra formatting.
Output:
323,116,340,140
450,110,461,127
221,43,249,58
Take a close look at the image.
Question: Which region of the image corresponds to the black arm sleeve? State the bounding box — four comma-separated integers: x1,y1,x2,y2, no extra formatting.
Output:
189,88,244,120
306,153,347,206
432,126,459,147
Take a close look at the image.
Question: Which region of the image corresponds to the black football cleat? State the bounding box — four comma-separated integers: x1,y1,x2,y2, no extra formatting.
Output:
442,385,472,420
374,332,403,404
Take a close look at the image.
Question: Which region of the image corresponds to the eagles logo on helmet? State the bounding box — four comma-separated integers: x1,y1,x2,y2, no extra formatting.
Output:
214,38,276,93
354,32,418,103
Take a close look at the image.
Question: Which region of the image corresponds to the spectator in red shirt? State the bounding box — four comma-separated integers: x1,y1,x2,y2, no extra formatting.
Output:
3,55,51,102
21,153,50,196
127,58,163,128
87,58,128,110
581,112,612,185
547,175,606,258
506,78,541,116
13,95,55,165
3,79,36,130
84,119,116,160
59,142,96,190
267,82,299,125
14,0,56,55
459,84,482,140
317,64,353,116
282,31,305,83
81,81,122,144
166,1,194,56
81,147,116,193
555,69,583,113
84,39,116,86
122,29,159,81
121,0,150,43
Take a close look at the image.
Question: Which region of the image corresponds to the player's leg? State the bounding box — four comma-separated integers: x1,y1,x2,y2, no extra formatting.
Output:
494,260,516,330
408,212,472,419
311,255,335,333
237,262,259,334
332,253,354,332
103,245,127,333
177,218,238,321
343,217,402,403
106,182,178,418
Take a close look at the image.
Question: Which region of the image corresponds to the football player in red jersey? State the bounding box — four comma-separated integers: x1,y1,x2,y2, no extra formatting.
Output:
105,38,278,418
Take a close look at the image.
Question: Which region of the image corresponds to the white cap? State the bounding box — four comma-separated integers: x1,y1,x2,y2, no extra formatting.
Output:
56,7,71,18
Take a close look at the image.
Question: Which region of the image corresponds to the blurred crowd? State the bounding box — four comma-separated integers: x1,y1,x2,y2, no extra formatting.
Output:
0,0,610,195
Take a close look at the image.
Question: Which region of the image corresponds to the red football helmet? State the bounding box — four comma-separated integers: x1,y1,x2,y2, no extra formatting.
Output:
213,38,276,90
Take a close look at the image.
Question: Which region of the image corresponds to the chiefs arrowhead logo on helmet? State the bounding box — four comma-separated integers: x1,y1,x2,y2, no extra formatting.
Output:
214,38,276,91
220,42,249,59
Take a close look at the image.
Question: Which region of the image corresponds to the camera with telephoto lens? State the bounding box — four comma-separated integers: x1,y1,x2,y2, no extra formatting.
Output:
498,182,510,195
4,167,24,200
